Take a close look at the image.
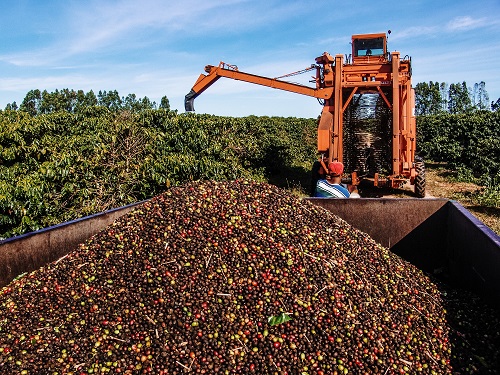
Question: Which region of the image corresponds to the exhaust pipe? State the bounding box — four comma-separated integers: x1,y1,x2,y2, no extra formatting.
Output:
184,89,198,112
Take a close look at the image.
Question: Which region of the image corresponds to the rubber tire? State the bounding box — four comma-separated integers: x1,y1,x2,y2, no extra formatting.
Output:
414,159,426,198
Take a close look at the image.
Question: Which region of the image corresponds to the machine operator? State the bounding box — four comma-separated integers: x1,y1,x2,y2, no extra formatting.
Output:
314,161,360,198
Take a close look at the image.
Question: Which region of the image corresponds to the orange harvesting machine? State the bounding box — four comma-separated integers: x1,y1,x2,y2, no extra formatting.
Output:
185,32,425,197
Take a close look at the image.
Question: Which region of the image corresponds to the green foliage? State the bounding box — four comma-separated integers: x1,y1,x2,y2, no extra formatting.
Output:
415,80,497,115
477,176,500,208
415,81,444,116
417,111,500,207
418,111,500,176
3,86,498,238
268,313,292,326
11,89,164,115
159,96,170,110
472,82,489,110
0,108,317,239
448,82,473,114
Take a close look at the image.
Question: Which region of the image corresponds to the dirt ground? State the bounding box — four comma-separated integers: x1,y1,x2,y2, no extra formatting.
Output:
424,163,500,235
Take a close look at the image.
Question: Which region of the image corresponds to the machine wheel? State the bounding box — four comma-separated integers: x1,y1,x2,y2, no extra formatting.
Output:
414,157,426,198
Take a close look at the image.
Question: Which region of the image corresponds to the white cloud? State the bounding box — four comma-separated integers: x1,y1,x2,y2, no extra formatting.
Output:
0,75,93,92
0,49,59,67
446,16,486,31
1,0,311,68
64,0,306,55
391,15,498,43
389,26,439,41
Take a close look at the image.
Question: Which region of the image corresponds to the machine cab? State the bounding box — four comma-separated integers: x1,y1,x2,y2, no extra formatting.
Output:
351,33,387,63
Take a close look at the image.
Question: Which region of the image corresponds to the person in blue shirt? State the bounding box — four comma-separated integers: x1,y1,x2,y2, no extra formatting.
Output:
315,161,359,198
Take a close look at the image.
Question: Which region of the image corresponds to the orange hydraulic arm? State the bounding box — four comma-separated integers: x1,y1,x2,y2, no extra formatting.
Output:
185,62,333,112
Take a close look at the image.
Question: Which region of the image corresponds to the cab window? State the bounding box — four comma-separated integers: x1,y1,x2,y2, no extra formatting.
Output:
354,37,385,57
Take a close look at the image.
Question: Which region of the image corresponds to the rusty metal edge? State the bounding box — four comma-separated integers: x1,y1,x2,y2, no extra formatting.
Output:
0,200,149,245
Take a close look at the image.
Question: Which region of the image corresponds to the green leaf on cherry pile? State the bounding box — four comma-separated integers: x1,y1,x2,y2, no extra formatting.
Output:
267,312,292,326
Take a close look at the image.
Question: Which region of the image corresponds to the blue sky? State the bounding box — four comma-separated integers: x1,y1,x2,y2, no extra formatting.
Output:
1,0,499,118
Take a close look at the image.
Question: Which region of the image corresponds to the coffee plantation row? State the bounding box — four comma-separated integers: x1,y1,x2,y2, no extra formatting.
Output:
1,108,499,239
417,110,500,209
417,110,500,177
0,109,316,239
